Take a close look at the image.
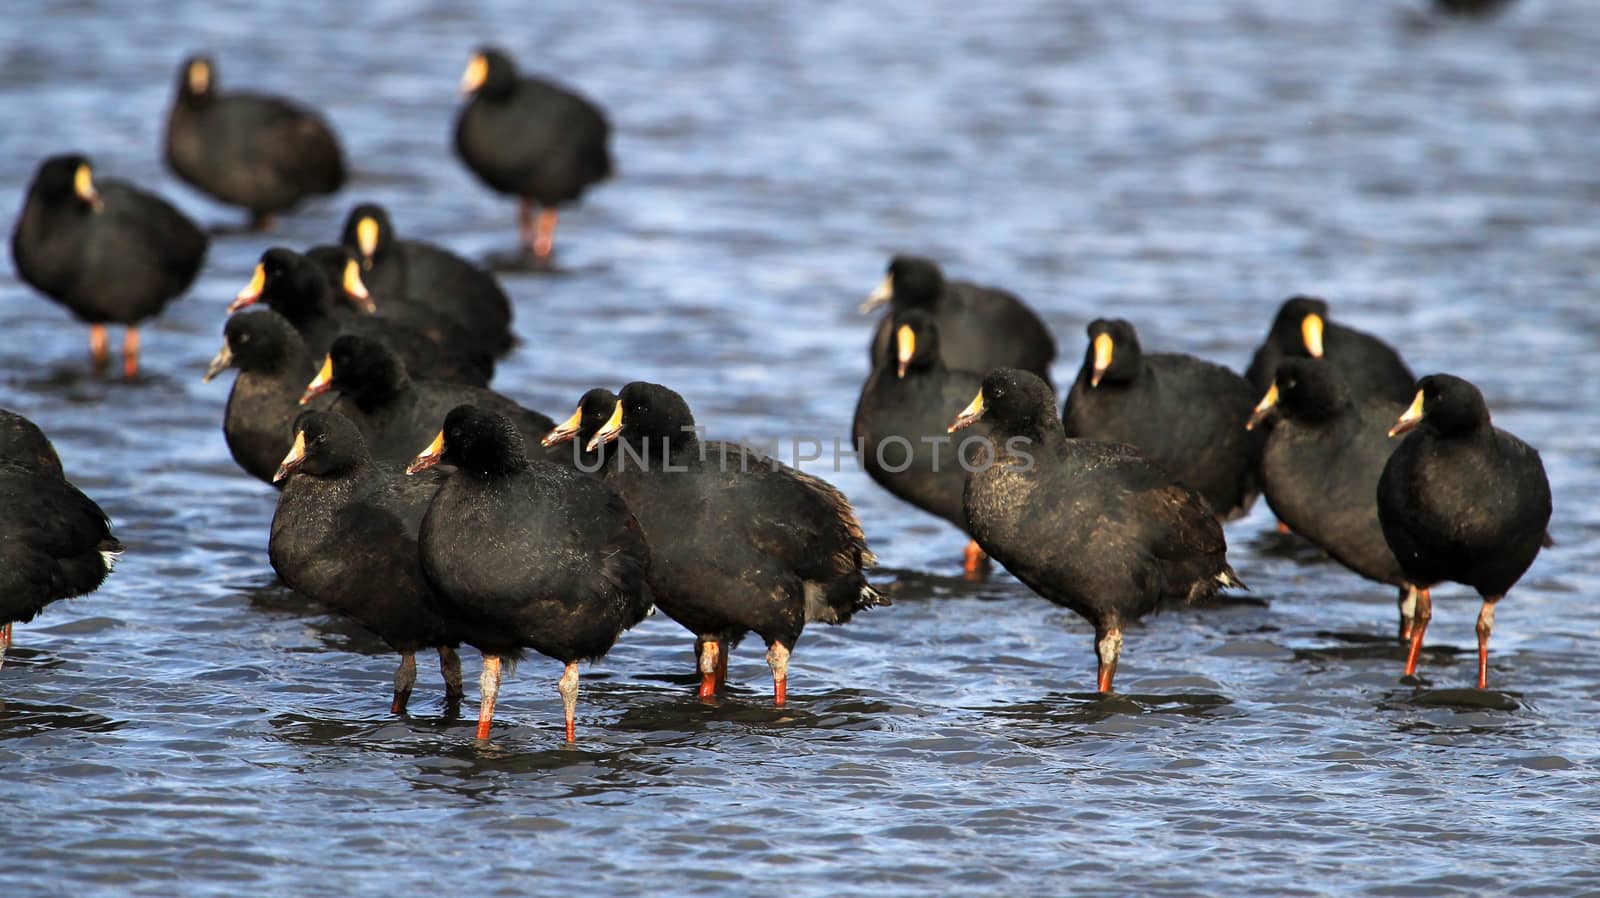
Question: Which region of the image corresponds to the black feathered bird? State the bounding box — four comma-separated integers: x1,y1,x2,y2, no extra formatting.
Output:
270,412,463,714
1063,318,1264,521
203,309,331,487
1246,358,1418,638
165,55,345,229
12,154,207,378
1377,374,1551,688
1245,296,1415,405
950,369,1242,693
229,247,492,386
0,410,122,666
582,382,885,704
539,387,621,474
853,309,991,574
454,48,613,262
862,255,1056,386
410,406,652,742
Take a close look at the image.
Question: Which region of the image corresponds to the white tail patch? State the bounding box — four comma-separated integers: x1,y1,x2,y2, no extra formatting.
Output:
101,548,124,572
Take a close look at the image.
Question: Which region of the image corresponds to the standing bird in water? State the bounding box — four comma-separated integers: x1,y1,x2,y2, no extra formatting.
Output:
862,255,1056,386
410,406,652,742
1377,375,1551,689
12,154,207,378
577,382,885,705
0,410,123,667
950,369,1242,693
454,48,613,263
165,55,346,230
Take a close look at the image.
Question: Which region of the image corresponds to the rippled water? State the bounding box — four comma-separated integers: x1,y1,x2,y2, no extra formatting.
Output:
4,1,1599,895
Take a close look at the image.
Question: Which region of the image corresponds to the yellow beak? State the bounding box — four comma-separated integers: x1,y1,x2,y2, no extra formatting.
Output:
895,324,916,378
1389,390,1424,438
542,405,585,447
273,431,307,483
230,264,267,313
1302,314,1325,359
341,258,376,313
1090,332,1114,388
948,389,986,432
586,400,624,452
460,54,488,95
860,275,893,314
188,59,211,95
299,355,335,405
407,430,446,475
202,343,234,383
73,164,103,211
356,217,380,261
1245,383,1279,431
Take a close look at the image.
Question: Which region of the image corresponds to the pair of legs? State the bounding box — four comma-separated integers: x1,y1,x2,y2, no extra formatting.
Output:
389,646,465,715
88,325,140,379
696,637,792,706
474,655,582,743
518,201,560,261
1402,588,1501,689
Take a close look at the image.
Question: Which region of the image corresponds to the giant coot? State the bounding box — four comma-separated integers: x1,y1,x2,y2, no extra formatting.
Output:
1245,296,1415,405
12,154,207,378
203,309,331,487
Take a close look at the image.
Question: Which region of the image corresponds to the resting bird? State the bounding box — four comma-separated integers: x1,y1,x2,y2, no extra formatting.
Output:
410,406,652,742
862,255,1056,385
454,48,613,262
305,244,491,362
1245,358,1417,639
1377,374,1551,689
228,247,492,386
12,154,207,378
0,410,123,666
298,334,564,468
1063,318,1263,521
339,203,514,355
203,309,331,486
579,382,886,704
165,55,345,229
950,369,1242,693
1245,296,1414,405
270,412,463,714
852,309,991,574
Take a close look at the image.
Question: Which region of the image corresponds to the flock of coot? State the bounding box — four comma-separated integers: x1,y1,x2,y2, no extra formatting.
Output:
3,44,1554,743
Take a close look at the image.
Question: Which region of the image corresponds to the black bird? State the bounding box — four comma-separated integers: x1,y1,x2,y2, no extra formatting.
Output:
949,369,1242,693
455,48,613,262
409,406,652,742
539,387,621,474
298,334,564,468
1245,358,1418,638
0,410,122,666
1434,0,1515,17
12,154,207,378
304,244,492,361
270,412,463,714
339,203,514,355
852,310,991,574
582,382,885,704
165,55,345,230
229,247,492,386
862,255,1056,385
1245,296,1415,405
1063,318,1264,521
203,309,331,487
1377,374,1551,688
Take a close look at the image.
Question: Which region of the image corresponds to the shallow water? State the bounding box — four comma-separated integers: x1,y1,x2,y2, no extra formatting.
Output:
3,1,1600,895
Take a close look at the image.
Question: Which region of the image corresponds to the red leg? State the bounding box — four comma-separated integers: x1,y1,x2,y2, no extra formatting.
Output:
1397,585,1418,643
1476,598,1499,690
697,638,719,700
122,328,141,380
962,540,987,579
534,209,558,260
390,652,417,715
767,642,790,707
89,325,110,371
476,654,502,740
0,622,11,670
1275,520,1291,535
1095,626,1123,693
558,662,580,743
1403,588,1433,678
